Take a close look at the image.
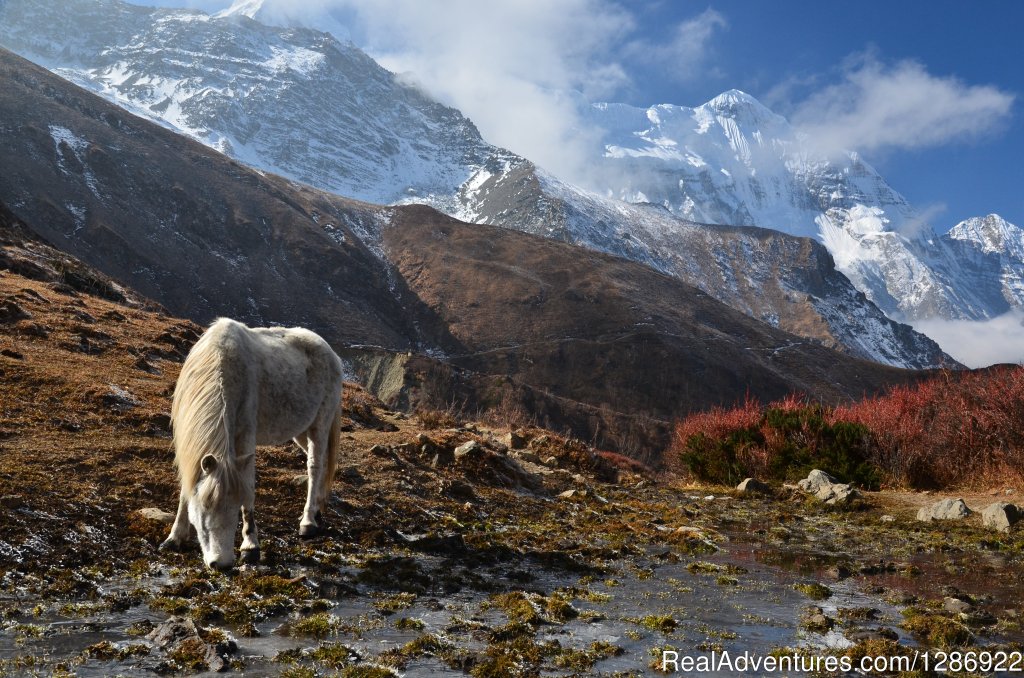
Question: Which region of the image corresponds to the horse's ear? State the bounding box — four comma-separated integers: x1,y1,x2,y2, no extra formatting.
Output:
200,454,218,474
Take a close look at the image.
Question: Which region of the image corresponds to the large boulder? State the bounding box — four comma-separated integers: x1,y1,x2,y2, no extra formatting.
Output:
917,498,972,522
798,469,839,494
797,469,860,506
981,502,1022,532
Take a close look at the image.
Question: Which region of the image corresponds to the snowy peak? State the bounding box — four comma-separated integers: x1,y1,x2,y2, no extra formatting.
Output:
947,214,1023,255
215,0,265,19
702,89,785,126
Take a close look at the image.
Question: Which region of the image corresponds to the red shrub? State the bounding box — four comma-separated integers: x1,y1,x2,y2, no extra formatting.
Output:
671,367,1024,490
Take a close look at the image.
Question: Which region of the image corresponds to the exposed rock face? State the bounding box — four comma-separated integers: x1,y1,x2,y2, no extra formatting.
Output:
917,498,973,522
981,502,1022,532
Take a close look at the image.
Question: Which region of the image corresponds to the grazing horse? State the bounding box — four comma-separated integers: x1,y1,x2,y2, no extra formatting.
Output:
160,318,344,569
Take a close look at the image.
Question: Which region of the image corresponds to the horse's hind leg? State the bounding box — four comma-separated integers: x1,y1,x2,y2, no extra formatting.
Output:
298,426,328,538
160,491,191,551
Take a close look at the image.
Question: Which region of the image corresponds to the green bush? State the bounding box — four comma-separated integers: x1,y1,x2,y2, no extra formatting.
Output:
679,405,880,489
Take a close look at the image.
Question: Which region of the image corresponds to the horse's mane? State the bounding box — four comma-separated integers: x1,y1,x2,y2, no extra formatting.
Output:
171,320,240,500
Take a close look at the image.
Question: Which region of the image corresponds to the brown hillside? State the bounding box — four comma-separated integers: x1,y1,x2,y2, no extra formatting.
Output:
0,47,925,459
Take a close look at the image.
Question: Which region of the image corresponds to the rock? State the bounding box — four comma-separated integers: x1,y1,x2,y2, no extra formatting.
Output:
147,616,201,649
847,627,898,643
438,479,476,501
512,450,542,464
797,469,839,494
880,514,896,523
558,489,586,499
982,502,1022,532
542,456,559,468
796,469,859,506
674,526,704,537
0,299,31,323
814,482,860,506
800,606,833,632
290,474,309,488
431,449,454,468
944,596,974,614
454,440,483,459
572,473,587,484
917,498,972,522
406,533,467,555
136,507,175,524
736,478,772,495
505,429,528,450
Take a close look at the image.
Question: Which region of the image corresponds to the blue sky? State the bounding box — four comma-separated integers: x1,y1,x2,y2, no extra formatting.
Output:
138,0,1021,229
633,0,1023,229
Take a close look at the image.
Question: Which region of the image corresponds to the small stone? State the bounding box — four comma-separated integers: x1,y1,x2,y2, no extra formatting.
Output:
438,479,476,501
513,450,542,464
505,430,528,449
917,498,972,522
558,489,586,499
736,478,772,495
454,440,483,459
572,473,587,484
542,456,559,468
431,449,454,468
674,526,704,537
982,502,1022,532
290,474,308,488
944,596,974,614
880,514,896,523
136,507,175,524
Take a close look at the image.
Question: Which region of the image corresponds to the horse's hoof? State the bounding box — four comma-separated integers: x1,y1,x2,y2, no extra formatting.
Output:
240,548,261,565
298,524,319,539
159,538,185,552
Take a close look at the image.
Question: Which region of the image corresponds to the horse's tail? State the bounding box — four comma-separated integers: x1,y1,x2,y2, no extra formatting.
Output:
323,394,343,501
171,325,231,497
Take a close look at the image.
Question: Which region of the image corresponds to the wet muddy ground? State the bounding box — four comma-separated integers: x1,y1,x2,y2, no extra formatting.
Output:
2,413,1024,678
2,272,1023,676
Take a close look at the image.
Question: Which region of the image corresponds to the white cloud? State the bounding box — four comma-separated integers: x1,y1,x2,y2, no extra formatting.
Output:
913,309,1024,368
792,56,1015,156
624,8,727,82
179,0,732,185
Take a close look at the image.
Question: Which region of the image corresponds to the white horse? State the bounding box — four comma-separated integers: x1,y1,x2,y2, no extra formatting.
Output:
160,318,344,569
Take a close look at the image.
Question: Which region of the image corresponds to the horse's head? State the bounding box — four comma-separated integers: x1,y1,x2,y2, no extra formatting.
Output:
187,454,240,570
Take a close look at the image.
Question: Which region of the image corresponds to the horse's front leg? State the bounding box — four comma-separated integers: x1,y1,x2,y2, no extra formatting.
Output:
239,450,260,564
160,491,191,551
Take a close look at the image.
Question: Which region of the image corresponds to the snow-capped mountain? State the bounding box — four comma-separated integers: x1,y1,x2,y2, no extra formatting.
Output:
577,92,1024,323
0,0,954,368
